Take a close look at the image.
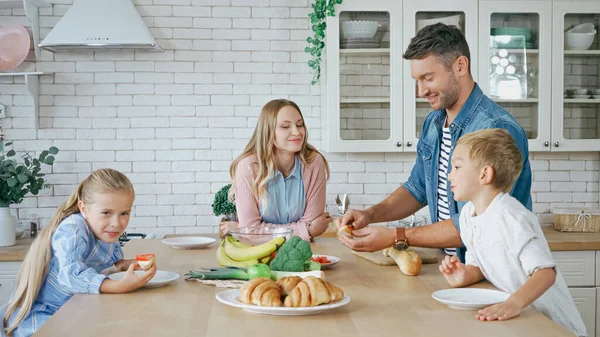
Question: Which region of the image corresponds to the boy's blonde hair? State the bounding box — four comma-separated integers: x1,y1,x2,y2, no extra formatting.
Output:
4,168,134,336
456,128,522,192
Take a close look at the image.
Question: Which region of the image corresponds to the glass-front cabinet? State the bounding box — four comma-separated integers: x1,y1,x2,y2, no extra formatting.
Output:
322,0,401,152
478,2,552,152
322,0,478,152
403,0,478,152
552,2,600,151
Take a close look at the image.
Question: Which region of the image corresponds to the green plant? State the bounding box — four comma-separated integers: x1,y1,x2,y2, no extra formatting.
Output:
212,183,236,217
0,140,59,207
306,0,343,85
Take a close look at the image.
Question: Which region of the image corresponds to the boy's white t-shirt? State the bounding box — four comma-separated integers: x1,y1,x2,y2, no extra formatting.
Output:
460,192,587,337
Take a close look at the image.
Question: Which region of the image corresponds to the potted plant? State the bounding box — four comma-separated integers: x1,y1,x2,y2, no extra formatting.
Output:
0,140,58,246
212,184,237,237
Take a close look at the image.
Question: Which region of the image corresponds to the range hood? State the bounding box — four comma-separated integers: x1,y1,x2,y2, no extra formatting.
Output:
39,0,161,52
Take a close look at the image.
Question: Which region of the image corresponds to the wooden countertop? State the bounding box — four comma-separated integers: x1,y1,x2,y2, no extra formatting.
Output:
0,238,34,262
543,225,600,251
35,238,572,337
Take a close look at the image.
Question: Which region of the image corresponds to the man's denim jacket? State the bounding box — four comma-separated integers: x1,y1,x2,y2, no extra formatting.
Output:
403,83,533,262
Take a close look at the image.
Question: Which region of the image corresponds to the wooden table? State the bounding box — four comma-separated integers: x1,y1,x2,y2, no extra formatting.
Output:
35,238,572,337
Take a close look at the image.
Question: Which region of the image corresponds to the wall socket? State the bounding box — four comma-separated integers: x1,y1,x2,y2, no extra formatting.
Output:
0,103,5,118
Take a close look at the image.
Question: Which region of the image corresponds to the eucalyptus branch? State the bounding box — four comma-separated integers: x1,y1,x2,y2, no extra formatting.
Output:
306,0,343,85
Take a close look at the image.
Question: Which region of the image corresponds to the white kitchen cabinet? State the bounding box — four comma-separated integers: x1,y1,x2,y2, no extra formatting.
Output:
0,262,21,305
570,287,596,337
551,2,600,151
552,250,595,287
596,251,600,287
478,1,552,152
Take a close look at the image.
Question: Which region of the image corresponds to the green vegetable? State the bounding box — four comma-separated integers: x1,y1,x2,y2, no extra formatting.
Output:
269,236,314,272
304,260,321,271
247,263,272,280
212,184,236,217
185,267,248,281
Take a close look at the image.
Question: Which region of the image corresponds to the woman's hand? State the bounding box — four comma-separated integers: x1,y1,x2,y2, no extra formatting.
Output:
114,258,140,272
308,212,332,238
220,221,239,238
476,300,521,321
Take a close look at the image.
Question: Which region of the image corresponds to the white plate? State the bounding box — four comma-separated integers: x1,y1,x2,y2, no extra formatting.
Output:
432,288,510,310
108,270,180,288
216,289,351,316
312,254,340,269
161,237,216,249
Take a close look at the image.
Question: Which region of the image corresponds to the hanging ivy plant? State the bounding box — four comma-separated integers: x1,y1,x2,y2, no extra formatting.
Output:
306,0,343,85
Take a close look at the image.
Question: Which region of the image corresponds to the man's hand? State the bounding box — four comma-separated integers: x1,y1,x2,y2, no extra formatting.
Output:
337,226,395,252
476,300,521,321
335,209,372,231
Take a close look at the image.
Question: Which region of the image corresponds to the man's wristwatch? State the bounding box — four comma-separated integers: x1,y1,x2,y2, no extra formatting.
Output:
393,227,409,251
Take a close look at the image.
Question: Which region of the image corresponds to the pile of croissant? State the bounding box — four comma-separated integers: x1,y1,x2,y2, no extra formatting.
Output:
239,276,344,307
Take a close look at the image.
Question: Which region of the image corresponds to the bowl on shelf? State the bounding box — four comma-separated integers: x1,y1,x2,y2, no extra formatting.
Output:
227,226,293,246
565,23,597,50
342,20,379,39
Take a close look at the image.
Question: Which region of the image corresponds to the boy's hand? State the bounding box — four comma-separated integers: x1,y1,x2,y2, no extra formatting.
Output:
476,300,521,321
115,258,141,272
438,255,469,287
118,262,157,293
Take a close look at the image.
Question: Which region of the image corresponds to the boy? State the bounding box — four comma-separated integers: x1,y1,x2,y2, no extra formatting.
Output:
440,128,586,336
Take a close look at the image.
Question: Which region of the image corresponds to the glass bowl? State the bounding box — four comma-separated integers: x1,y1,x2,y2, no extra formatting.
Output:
227,226,293,246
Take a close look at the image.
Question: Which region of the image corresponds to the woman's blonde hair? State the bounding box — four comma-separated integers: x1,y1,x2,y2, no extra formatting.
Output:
229,99,329,204
4,168,134,336
456,128,523,192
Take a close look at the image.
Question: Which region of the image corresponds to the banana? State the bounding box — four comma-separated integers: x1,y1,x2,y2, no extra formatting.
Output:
216,240,259,268
223,236,286,262
259,255,271,264
225,235,251,249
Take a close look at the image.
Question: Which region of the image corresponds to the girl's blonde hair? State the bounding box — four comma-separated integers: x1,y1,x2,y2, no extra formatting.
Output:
456,128,523,192
229,99,329,204
4,168,134,336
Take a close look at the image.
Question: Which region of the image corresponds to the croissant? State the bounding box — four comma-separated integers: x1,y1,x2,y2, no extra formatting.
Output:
283,276,344,307
276,276,302,296
239,277,282,307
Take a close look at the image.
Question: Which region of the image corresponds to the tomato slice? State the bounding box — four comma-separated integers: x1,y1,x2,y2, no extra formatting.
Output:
136,254,155,261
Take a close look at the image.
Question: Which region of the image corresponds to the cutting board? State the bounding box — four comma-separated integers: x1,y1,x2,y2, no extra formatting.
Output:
352,247,441,266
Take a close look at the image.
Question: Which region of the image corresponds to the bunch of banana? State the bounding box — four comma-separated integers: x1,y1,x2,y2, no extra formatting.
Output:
216,235,286,268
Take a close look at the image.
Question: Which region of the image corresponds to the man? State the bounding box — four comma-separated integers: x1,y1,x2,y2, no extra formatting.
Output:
336,23,532,262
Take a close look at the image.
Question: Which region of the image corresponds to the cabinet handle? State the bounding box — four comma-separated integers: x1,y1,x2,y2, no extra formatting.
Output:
406,142,412,147
554,142,559,147
396,142,402,147
544,141,549,147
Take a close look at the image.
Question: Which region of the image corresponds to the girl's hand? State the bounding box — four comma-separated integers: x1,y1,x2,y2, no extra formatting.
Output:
476,300,521,321
114,259,141,272
118,262,157,293
308,212,333,238
438,255,469,288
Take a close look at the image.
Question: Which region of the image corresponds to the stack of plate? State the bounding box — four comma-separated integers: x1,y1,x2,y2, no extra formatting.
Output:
491,27,535,49
340,37,381,49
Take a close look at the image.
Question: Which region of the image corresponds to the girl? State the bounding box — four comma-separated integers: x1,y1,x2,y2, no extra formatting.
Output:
226,99,332,241
4,168,156,337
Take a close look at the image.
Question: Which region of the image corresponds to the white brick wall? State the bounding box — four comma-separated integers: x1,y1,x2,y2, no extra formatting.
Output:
1,1,599,235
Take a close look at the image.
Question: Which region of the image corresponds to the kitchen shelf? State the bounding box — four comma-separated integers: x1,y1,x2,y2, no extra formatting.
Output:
564,98,600,104
339,48,391,55
503,49,539,54
0,0,51,59
493,98,539,103
0,72,44,128
564,50,600,56
340,97,390,104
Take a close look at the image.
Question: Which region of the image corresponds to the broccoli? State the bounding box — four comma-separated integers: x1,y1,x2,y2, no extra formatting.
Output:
269,236,318,272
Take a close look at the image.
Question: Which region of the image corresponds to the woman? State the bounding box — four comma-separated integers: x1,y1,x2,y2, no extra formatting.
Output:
225,99,331,241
